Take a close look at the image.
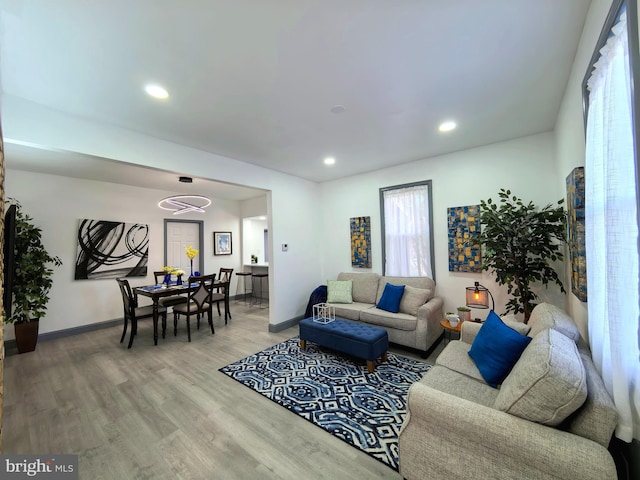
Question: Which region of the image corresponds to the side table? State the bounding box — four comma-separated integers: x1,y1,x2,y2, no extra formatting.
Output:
440,319,463,345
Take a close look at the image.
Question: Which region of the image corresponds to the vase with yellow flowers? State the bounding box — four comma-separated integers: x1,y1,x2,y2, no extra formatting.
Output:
185,245,199,277
174,269,185,285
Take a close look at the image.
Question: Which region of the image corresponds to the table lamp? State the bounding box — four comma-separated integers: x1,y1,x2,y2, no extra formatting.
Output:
465,281,495,311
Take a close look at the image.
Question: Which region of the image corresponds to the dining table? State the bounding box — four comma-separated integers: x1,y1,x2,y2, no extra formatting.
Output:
134,278,230,345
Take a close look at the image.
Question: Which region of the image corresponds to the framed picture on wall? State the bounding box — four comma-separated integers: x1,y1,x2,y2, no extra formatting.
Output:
213,231,232,255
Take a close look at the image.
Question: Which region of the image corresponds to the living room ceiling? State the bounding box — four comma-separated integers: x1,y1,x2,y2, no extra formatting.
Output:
0,0,591,191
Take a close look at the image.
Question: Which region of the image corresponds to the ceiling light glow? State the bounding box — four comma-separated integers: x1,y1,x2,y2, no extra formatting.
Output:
158,195,211,215
438,120,457,132
145,84,169,99
324,157,336,165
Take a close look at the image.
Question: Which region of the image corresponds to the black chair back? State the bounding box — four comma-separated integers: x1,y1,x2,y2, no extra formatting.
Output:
218,268,234,284
153,271,165,284
116,278,134,321
186,273,217,314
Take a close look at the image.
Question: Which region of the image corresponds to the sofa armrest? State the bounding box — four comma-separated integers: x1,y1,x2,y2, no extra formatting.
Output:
460,320,482,344
399,382,616,480
416,296,443,323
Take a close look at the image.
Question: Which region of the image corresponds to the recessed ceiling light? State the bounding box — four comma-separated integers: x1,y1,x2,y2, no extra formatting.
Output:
330,105,346,114
145,84,169,99
324,157,336,165
438,120,457,132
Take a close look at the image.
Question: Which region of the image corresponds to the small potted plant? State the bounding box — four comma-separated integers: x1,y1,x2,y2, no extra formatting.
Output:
456,306,471,322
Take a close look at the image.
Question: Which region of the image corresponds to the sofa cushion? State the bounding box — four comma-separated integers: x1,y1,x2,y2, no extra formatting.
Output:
337,272,380,304
399,285,431,316
359,307,418,331
527,302,580,342
377,283,405,313
494,328,588,426
326,280,353,304
435,340,485,382
330,302,369,321
419,365,499,407
468,311,532,387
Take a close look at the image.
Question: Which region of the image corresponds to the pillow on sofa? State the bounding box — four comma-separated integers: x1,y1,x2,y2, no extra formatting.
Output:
494,328,587,426
399,285,431,316
377,283,405,313
468,310,532,387
327,280,353,303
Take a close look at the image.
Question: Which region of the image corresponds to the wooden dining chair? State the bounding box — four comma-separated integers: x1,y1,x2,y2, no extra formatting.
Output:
153,270,188,308
212,268,233,324
172,273,217,342
117,278,168,348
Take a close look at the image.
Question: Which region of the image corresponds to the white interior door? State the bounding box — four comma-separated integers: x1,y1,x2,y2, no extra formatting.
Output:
165,221,202,275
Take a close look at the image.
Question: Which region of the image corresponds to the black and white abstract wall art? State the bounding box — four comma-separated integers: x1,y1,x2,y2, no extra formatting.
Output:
74,219,149,280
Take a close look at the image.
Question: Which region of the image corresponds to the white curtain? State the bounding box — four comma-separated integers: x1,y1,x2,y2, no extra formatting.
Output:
585,11,640,442
383,184,433,278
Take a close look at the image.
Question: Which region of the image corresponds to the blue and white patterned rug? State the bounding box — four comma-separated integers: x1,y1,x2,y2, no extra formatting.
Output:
219,337,431,471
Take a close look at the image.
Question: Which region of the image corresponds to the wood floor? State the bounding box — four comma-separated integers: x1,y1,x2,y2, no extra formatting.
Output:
3,304,441,480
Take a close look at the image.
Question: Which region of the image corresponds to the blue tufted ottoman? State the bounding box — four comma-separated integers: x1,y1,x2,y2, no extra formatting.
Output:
299,317,389,372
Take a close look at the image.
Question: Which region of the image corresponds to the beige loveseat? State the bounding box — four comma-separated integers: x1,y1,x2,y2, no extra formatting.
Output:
326,272,443,356
398,303,618,480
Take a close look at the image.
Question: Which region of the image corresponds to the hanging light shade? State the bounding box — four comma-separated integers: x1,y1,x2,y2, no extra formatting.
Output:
465,281,495,310
158,195,211,215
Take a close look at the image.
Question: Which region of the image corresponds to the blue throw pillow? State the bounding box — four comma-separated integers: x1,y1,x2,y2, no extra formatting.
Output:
377,283,405,313
468,310,532,388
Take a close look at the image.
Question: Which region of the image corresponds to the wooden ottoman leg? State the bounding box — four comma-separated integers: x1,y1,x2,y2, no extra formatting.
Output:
382,351,388,362
300,339,307,349
367,360,374,373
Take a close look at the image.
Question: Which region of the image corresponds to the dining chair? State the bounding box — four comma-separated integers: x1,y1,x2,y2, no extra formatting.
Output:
172,273,217,342
212,268,233,324
117,278,168,348
153,270,188,308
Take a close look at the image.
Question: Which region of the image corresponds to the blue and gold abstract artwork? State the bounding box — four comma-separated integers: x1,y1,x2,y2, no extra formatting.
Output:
351,216,371,268
448,205,481,272
567,167,587,302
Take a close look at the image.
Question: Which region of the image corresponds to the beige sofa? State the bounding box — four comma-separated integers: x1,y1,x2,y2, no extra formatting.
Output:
326,272,443,356
398,303,618,480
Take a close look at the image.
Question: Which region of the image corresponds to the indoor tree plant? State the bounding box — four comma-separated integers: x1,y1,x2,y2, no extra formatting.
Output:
477,189,566,323
6,199,62,352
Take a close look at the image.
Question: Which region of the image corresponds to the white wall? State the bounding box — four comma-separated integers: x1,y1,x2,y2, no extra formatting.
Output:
554,0,613,338
241,196,268,219
320,132,562,319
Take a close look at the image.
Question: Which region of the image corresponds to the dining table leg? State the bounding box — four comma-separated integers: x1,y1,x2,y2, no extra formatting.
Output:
224,287,231,324
152,300,159,345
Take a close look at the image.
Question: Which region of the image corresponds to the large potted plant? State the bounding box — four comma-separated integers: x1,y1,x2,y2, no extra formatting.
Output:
5,199,62,353
477,189,566,323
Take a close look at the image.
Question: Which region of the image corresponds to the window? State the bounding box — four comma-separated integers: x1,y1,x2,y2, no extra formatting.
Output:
582,0,640,442
380,181,434,278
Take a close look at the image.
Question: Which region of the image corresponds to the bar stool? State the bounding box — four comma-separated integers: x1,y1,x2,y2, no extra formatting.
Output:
251,273,269,308
235,272,252,305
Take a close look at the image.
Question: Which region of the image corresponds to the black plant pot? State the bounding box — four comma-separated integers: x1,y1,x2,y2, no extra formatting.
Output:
15,320,39,353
